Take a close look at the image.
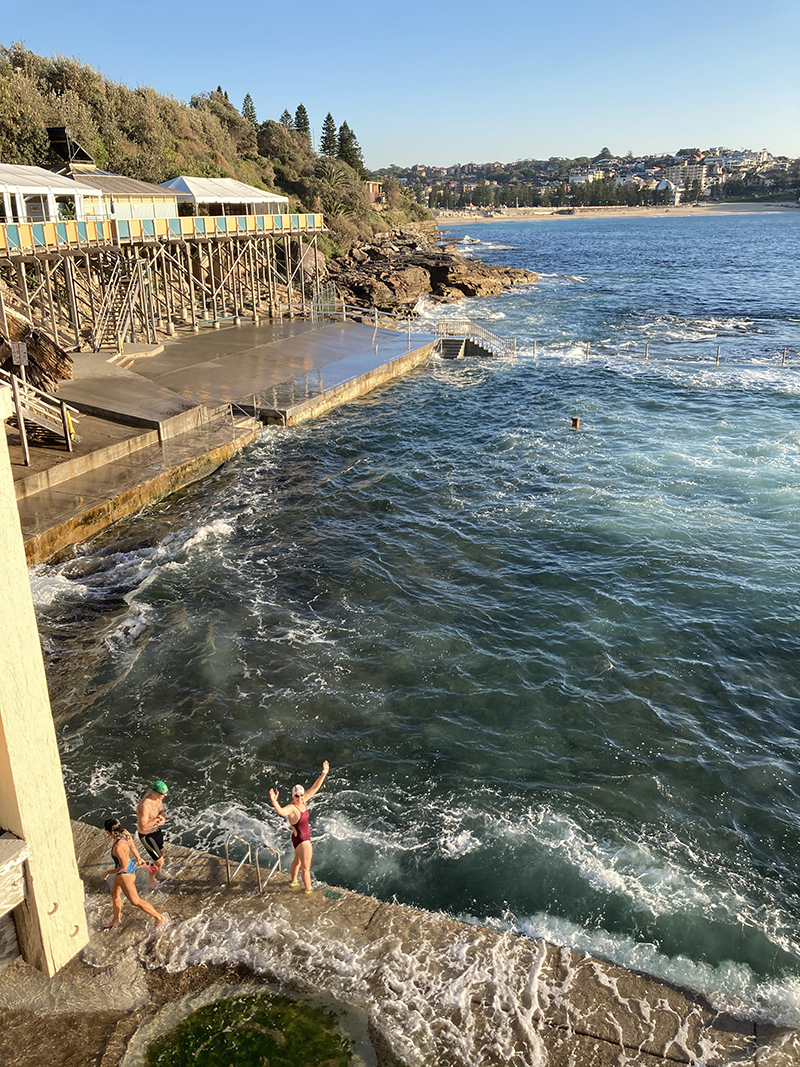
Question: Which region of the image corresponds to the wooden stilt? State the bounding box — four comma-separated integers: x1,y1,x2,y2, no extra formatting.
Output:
64,256,81,349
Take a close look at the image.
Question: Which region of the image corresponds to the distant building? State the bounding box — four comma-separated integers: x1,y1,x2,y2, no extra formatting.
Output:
364,180,384,204
664,163,708,190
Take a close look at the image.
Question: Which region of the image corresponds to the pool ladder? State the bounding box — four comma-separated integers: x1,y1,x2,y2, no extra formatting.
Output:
224,833,281,893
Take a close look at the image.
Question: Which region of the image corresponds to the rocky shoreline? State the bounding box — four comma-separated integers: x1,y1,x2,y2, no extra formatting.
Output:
327,225,538,313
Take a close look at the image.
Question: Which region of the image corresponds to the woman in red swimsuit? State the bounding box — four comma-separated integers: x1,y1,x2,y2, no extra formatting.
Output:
270,761,329,894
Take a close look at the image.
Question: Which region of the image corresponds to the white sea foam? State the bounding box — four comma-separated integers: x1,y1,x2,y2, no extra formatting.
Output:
29,567,89,607
516,911,800,1028
183,518,235,550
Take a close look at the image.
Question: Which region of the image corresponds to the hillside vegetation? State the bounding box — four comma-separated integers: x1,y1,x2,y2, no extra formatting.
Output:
0,43,430,251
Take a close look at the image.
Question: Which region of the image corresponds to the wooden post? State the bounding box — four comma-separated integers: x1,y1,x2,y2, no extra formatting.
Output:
644,343,649,361
782,347,787,366
159,247,174,335
312,233,320,308
715,345,721,365
43,261,59,344
209,242,219,325
10,372,30,467
0,282,9,339
585,341,589,360
185,243,198,331
63,257,81,350
16,262,31,322
533,340,537,359
83,253,97,326
248,240,258,324
299,238,307,317
59,401,73,454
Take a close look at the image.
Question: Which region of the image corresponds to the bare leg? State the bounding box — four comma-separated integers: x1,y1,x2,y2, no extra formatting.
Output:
120,874,164,925
290,850,301,886
103,879,125,928
296,841,313,892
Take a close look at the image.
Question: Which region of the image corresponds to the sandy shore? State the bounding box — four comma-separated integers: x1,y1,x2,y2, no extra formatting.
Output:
436,203,798,225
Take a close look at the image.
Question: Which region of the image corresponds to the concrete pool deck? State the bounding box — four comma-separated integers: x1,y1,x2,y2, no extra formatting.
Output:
9,320,437,563
0,821,797,1067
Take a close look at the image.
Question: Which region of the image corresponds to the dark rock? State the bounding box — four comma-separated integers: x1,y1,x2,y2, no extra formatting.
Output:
329,228,538,314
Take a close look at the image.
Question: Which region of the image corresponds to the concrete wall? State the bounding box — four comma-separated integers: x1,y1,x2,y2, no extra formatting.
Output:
0,385,89,975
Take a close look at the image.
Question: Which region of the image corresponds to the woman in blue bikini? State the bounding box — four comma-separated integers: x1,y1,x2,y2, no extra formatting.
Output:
270,761,329,893
101,818,164,928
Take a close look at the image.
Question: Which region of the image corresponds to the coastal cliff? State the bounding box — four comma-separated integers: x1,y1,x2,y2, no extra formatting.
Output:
327,226,538,312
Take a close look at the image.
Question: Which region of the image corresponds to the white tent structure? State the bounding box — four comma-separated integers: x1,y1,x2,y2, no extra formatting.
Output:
160,176,289,216
0,164,98,223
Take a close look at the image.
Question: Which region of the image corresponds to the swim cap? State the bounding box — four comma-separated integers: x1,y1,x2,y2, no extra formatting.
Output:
292,784,305,797
152,780,169,794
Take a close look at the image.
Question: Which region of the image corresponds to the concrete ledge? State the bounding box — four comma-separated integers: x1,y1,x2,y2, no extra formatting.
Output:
20,419,259,565
14,430,160,501
282,341,437,426
157,405,210,443
0,820,787,1067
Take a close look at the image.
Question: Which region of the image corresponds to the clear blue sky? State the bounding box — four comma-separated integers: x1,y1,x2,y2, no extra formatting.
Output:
3,0,799,168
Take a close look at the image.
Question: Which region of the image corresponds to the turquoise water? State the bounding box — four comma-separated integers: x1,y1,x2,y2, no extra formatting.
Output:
33,212,800,1025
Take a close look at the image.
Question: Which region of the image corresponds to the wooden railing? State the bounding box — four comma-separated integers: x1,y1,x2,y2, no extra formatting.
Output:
0,213,325,257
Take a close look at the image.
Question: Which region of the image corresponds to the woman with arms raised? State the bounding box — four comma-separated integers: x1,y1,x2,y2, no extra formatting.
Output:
270,761,329,894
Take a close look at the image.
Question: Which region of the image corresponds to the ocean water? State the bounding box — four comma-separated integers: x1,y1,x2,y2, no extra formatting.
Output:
32,212,800,1036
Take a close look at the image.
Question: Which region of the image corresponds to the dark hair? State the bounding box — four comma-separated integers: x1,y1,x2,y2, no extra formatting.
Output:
104,818,124,835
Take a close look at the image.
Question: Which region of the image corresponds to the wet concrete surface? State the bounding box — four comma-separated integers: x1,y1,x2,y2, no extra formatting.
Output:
129,320,436,414
0,821,796,1067
19,417,258,564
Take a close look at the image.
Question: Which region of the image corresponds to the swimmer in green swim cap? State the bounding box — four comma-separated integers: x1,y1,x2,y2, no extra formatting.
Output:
137,780,170,888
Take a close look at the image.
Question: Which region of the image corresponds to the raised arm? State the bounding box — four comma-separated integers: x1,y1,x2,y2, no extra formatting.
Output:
304,761,330,801
269,788,299,821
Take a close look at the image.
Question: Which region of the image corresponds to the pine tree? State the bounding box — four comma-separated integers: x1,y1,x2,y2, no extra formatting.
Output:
242,93,257,128
320,113,337,156
294,103,310,140
280,109,294,129
337,121,365,177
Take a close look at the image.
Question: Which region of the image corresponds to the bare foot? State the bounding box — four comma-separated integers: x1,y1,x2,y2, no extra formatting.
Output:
102,921,118,930
155,915,165,926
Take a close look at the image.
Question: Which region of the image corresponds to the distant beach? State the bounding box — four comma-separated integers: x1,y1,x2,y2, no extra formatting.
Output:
436,202,798,225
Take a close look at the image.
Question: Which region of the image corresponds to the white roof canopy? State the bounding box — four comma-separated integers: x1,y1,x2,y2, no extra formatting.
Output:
0,163,98,198
160,176,288,205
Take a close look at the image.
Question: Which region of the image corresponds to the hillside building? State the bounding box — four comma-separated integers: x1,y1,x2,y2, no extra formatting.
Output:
160,176,289,216
0,165,98,224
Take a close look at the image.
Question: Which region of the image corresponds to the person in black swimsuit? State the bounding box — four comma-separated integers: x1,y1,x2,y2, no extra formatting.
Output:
270,761,329,894
101,818,164,929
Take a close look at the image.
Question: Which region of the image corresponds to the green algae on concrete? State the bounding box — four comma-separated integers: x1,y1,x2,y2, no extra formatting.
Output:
146,991,352,1067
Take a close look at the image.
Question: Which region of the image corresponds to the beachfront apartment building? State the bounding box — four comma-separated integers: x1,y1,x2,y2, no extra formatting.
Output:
664,162,709,190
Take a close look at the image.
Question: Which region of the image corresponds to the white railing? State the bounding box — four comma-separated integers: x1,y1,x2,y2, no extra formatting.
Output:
436,319,517,358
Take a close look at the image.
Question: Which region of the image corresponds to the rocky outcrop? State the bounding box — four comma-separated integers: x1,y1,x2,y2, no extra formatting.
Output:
327,228,537,312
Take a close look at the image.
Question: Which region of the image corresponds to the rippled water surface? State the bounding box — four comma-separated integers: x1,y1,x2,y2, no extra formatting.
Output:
34,212,800,1024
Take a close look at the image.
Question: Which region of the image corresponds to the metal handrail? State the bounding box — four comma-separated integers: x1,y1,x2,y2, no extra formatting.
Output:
255,842,281,892
223,832,282,892
0,366,80,416
224,833,252,885
436,319,517,359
